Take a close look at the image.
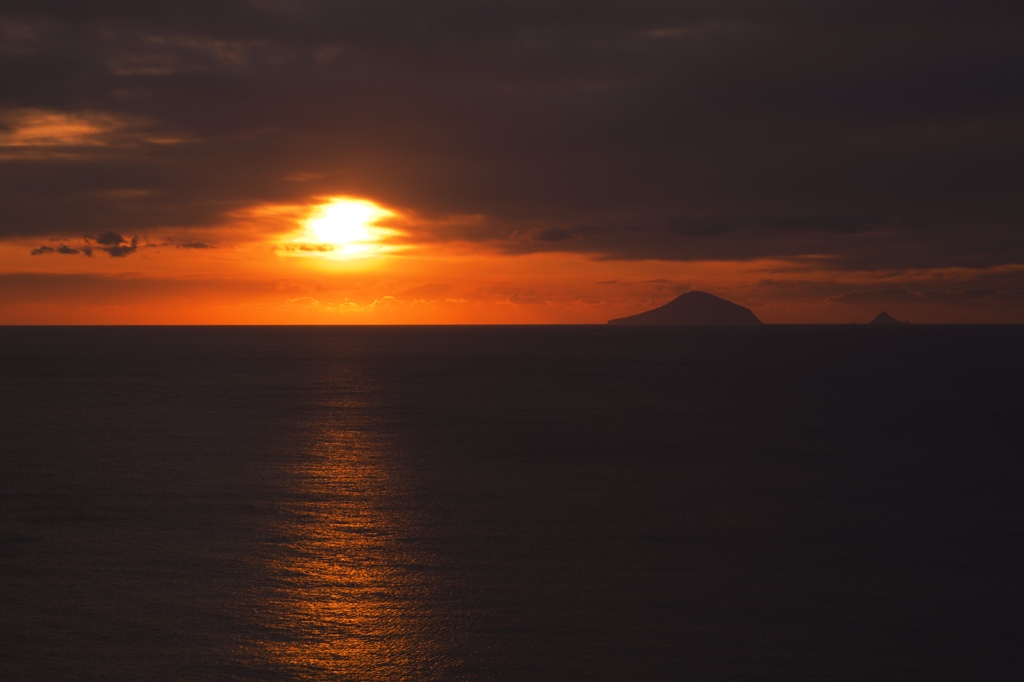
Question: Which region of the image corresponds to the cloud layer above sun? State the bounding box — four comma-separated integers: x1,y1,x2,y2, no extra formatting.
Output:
1,1,1023,322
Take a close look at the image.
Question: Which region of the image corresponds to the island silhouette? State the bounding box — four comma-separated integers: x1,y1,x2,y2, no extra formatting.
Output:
869,311,910,325
608,291,762,325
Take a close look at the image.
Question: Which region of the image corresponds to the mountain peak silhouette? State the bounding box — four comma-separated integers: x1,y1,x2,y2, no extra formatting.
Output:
869,311,910,325
608,291,762,326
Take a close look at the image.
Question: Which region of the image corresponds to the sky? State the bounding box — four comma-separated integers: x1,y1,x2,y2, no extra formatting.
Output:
1,0,1022,324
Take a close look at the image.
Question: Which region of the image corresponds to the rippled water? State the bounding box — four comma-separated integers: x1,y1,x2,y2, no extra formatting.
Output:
1,326,1022,680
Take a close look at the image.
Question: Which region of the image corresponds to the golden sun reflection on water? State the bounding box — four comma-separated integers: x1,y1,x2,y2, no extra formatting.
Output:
242,419,448,680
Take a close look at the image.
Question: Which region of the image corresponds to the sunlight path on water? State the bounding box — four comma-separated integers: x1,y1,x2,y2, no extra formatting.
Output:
235,369,456,680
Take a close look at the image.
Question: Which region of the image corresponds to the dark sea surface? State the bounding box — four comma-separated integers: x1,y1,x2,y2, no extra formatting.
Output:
1,325,1022,681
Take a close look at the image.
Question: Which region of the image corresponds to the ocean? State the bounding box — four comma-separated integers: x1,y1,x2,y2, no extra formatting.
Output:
1,326,1021,680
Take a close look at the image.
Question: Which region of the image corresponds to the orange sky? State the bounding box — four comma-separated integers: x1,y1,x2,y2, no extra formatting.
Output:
2,3,1023,324
3,195,1022,324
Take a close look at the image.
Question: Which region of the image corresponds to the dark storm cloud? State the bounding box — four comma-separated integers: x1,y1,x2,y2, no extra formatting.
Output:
105,240,137,257
95,231,126,246
526,224,611,242
1,1,1023,271
666,214,891,237
28,232,139,257
89,231,138,256
30,243,92,255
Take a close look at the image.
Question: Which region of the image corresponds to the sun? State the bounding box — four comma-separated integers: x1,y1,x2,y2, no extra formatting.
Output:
301,197,395,257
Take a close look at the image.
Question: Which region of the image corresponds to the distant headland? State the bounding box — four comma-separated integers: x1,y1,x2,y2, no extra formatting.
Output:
608,291,762,326
869,311,910,325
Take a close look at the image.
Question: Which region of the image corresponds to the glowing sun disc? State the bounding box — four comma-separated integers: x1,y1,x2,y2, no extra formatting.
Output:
304,198,393,254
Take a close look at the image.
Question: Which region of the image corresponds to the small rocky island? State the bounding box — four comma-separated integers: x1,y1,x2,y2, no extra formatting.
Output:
869,311,910,325
608,291,762,326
